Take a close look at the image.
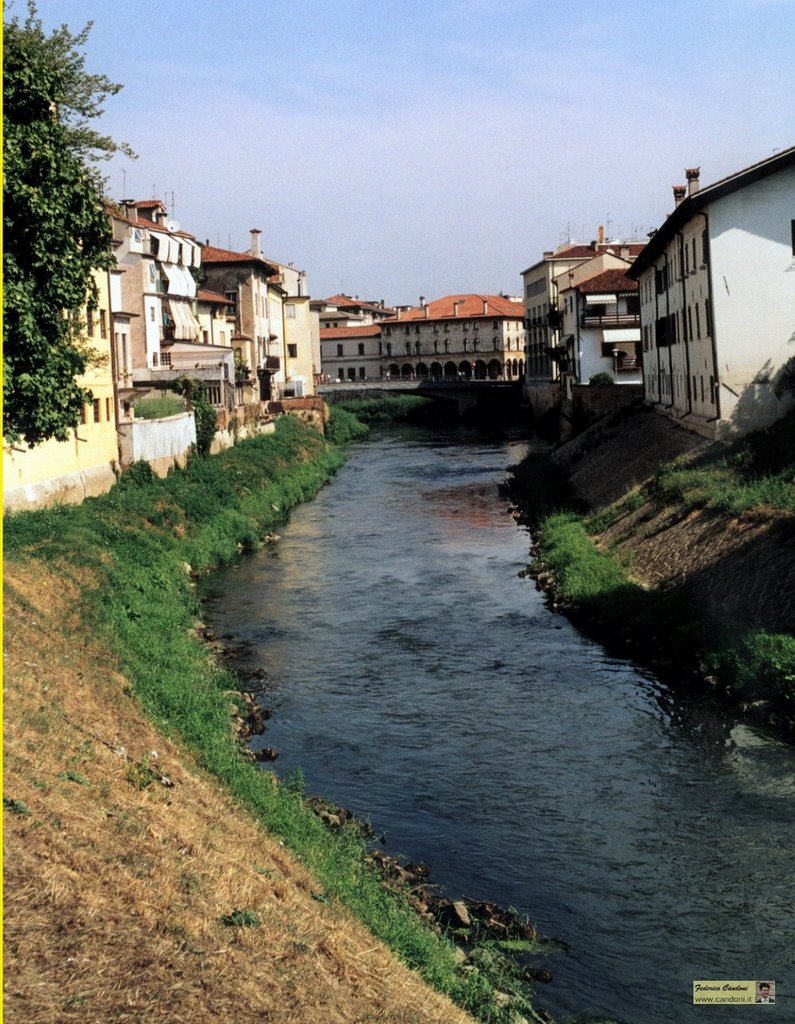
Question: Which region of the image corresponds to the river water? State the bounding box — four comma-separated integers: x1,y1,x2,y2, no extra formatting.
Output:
200,427,795,1024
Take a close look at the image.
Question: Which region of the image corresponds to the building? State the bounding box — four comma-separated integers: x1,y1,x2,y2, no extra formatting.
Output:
554,260,641,388
629,147,795,438
521,230,645,412
110,200,235,410
201,231,317,400
380,294,526,380
320,324,384,381
3,269,120,511
318,294,396,329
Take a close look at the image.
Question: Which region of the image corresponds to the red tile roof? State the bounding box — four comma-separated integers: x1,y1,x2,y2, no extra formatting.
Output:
324,294,394,313
548,242,646,261
134,199,166,209
201,244,280,275
382,294,524,324
197,289,233,305
320,325,382,339
574,269,639,293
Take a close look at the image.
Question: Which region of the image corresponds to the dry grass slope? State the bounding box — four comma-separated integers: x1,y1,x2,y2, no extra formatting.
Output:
3,560,475,1024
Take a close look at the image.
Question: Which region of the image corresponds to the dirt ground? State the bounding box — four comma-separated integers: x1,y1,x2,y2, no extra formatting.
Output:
3,561,475,1024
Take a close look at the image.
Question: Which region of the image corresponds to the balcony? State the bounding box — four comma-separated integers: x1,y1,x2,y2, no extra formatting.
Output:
581,311,640,329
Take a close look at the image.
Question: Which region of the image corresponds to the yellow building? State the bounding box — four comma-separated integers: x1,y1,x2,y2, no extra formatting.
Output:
3,269,120,512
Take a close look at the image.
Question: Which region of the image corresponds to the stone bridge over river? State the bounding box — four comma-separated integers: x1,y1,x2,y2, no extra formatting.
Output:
317,378,524,417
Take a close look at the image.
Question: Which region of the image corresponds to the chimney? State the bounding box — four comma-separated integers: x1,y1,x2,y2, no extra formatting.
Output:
452,300,461,317
543,250,553,259
672,184,686,206
482,298,489,315
122,200,137,220
597,224,605,245
250,228,262,257
685,168,700,197
419,295,425,306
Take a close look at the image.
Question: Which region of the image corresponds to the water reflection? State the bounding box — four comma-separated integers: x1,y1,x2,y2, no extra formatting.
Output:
201,428,794,1024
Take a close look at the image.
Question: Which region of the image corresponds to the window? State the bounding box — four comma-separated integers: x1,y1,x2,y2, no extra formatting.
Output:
150,306,156,322
225,290,238,314
287,343,298,358
79,404,87,425
203,330,210,344
152,352,159,366
358,343,365,355
286,304,296,319
705,298,712,336
86,308,96,336
336,343,344,356
687,306,693,341
791,219,795,256
93,399,101,423
106,397,112,421
695,303,701,338
702,229,709,265
692,238,697,269
206,385,222,406
100,310,107,338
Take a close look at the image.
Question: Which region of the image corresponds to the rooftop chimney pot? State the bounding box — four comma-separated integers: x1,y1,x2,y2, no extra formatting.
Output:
673,185,687,206
685,167,700,196
249,228,262,257
597,224,605,245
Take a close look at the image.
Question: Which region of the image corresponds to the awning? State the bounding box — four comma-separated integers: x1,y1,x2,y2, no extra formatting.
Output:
150,230,170,259
163,263,197,298
168,298,199,340
603,328,640,342
585,293,617,304
264,355,281,371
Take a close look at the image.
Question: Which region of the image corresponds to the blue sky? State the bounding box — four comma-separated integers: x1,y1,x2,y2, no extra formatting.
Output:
25,0,795,304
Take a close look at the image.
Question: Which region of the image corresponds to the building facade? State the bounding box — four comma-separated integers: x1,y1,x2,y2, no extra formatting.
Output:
380,294,526,380
630,148,795,438
3,269,120,511
320,325,384,380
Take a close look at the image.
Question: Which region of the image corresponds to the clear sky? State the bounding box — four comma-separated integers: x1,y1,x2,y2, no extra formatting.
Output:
25,0,795,305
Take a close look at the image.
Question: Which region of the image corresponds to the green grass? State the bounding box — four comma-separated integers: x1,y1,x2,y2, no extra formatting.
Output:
332,394,435,424
4,414,539,1023
132,394,186,420
509,408,795,722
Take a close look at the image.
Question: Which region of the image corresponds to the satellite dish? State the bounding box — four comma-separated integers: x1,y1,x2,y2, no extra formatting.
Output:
166,219,180,233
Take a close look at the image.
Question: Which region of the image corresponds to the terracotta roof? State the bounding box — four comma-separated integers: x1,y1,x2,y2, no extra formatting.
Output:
134,199,166,209
320,325,382,339
574,269,639,293
382,294,524,324
547,242,646,261
201,244,280,275
197,289,233,305
324,294,394,313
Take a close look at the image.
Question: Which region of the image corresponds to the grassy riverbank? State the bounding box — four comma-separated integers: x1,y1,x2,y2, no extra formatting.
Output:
329,394,438,424
509,409,795,734
4,414,545,1024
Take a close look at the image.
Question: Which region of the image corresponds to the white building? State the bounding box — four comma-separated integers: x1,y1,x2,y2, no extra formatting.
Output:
554,261,641,388
320,324,383,381
630,147,795,438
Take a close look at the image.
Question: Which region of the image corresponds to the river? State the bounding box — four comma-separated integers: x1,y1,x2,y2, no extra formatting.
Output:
200,427,795,1024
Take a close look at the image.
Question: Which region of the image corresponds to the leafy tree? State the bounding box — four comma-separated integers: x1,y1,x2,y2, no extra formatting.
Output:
3,3,132,445
173,378,218,458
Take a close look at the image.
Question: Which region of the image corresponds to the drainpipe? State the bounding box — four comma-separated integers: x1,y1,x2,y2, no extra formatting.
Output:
664,252,675,408
695,211,722,422
677,231,693,418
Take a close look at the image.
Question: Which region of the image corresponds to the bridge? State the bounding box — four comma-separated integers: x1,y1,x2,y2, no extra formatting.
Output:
317,377,523,417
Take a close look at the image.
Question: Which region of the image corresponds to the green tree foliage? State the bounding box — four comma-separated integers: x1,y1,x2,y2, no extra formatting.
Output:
172,378,218,457
3,4,132,445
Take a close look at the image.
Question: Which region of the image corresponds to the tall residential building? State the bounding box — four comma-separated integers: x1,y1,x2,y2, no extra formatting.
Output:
629,147,795,438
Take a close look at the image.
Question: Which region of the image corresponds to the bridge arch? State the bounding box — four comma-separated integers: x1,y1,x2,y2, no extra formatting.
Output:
430,361,443,378
416,362,429,378
388,362,400,377
401,363,414,378
444,360,457,378
488,359,502,379
474,359,488,380
458,360,472,380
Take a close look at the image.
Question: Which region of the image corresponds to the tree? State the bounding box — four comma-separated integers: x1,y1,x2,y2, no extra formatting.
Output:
3,3,132,445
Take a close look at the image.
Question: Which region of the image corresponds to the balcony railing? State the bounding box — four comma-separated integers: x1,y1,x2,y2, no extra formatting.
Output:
581,311,640,328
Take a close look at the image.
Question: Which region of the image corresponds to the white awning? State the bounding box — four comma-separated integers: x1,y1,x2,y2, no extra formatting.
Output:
162,263,196,299
603,328,640,342
585,293,617,304
169,298,198,340
150,230,170,259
